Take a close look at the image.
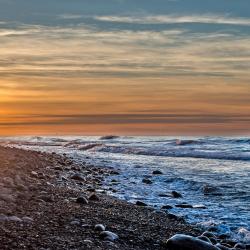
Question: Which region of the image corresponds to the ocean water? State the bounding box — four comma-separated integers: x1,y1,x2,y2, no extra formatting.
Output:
1,136,250,243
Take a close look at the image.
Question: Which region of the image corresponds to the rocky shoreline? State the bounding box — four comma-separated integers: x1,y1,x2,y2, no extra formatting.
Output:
0,146,248,249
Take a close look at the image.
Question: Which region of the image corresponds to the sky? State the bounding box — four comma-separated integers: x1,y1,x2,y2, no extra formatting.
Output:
0,0,250,135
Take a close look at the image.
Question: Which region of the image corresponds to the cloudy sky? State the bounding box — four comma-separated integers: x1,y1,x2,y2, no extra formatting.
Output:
0,0,250,135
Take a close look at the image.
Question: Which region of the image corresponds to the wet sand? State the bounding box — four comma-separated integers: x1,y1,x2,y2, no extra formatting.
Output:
0,146,199,249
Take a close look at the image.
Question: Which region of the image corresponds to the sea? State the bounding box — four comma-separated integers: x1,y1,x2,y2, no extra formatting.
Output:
0,136,249,243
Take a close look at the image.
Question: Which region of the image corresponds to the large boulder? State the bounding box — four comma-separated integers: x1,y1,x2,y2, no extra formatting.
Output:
166,234,220,250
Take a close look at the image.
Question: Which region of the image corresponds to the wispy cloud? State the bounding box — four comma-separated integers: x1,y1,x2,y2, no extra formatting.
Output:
0,28,33,37
57,14,84,20
94,14,250,26
1,22,249,80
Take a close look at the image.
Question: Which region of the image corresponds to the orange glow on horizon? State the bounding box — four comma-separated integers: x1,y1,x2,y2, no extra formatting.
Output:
0,76,249,136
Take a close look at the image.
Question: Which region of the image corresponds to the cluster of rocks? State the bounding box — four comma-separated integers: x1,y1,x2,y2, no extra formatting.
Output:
139,170,208,211
69,220,119,244
166,232,250,250
94,224,119,242
134,169,249,249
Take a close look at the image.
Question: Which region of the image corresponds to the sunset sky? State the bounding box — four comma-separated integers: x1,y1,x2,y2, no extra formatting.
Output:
0,0,250,135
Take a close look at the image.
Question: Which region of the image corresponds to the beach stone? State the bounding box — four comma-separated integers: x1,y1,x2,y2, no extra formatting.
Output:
142,178,153,184
100,231,119,242
175,203,193,208
76,196,88,204
136,201,147,206
88,193,100,201
70,219,81,226
71,174,85,182
158,193,170,197
152,170,163,175
166,234,220,250
171,191,183,198
161,205,173,209
94,224,106,232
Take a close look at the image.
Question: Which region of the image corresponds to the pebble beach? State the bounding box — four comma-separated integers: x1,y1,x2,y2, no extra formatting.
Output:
0,146,199,249
1,139,250,249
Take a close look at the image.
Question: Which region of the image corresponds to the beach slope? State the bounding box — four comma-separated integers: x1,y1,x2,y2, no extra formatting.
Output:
0,146,198,249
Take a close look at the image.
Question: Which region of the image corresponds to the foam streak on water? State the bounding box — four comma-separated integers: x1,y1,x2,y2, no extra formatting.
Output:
1,136,250,243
